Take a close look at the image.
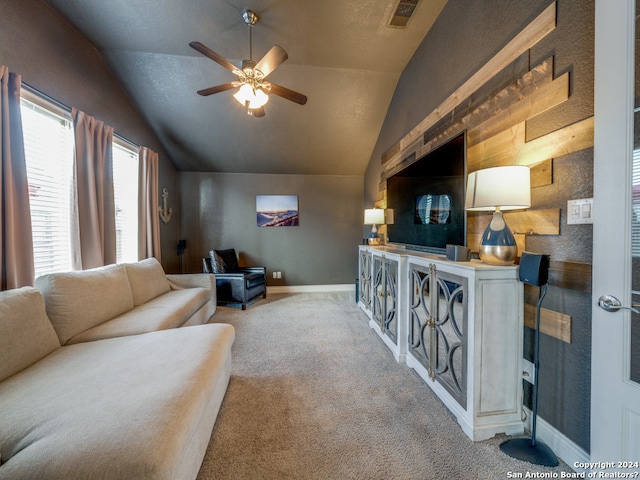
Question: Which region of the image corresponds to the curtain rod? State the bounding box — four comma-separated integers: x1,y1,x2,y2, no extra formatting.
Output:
21,82,139,148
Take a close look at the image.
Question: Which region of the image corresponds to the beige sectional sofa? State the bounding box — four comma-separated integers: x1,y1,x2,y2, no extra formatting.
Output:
35,257,216,344
0,259,235,480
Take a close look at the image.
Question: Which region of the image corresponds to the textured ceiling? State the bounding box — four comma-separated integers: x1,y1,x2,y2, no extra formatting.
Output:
44,0,447,175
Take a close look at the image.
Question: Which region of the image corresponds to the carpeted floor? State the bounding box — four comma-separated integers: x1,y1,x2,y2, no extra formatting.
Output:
197,291,569,480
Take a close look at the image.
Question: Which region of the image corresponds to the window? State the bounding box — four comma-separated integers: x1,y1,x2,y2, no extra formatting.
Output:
113,141,139,263
21,96,74,278
21,90,140,275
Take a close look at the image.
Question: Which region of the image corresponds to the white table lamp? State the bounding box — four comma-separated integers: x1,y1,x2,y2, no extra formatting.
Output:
465,166,531,265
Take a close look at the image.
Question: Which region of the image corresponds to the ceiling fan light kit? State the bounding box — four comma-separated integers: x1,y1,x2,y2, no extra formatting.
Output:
190,9,307,118
234,83,269,109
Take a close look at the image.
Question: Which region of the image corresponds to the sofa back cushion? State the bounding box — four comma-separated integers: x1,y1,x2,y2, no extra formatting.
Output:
124,257,171,306
210,249,239,273
35,264,134,345
0,287,60,382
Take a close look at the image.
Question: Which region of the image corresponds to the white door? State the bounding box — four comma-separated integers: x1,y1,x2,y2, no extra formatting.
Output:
592,0,640,467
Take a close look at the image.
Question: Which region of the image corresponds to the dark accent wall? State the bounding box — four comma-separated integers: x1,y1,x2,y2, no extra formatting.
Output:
364,0,594,452
178,172,363,285
0,0,180,272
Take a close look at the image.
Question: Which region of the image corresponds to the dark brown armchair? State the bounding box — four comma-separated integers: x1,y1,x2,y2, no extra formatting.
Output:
203,249,266,310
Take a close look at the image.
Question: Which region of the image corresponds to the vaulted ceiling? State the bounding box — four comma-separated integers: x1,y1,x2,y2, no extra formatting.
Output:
44,0,446,175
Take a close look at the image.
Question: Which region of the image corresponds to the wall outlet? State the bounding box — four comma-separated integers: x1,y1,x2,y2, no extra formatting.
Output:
276,271,282,279
272,272,277,279
522,358,535,384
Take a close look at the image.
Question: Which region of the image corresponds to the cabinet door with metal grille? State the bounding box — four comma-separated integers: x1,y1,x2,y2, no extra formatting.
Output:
372,255,384,327
433,270,467,409
409,263,467,409
383,257,398,344
358,249,372,313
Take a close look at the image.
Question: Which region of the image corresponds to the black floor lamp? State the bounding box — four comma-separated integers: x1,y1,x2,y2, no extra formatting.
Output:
500,252,558,467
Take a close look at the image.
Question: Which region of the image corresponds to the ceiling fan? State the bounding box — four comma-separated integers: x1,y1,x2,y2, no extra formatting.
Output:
190,9,307,118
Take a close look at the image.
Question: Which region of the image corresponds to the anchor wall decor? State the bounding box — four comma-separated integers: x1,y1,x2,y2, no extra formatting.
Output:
159,187,173,224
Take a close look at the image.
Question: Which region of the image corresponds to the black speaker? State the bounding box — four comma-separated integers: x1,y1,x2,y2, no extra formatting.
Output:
518,252,550,286
177,239,186,256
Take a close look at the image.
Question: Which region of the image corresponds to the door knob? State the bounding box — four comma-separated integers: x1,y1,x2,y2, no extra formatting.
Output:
597,294,640,314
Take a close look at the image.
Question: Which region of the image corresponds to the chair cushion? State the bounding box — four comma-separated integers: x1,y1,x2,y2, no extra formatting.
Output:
0,287,60,382
210,249,239,273
124,257,171,306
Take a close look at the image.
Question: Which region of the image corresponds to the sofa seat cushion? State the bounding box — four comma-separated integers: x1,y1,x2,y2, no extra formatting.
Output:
66,287,211,344
0,287,60,383
245,271,266,288
35,264,134,345
0,324,235,480
124,257,171,306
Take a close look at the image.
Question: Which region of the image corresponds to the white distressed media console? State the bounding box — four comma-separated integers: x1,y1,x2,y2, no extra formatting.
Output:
358,245,525,441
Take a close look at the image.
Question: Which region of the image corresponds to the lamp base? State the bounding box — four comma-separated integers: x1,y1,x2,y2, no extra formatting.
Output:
500,437,559,467
479,244,518,265
479,211,518,265
367,236,381,246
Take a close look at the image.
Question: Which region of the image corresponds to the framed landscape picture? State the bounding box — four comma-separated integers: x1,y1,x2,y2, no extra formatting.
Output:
256,195,299,227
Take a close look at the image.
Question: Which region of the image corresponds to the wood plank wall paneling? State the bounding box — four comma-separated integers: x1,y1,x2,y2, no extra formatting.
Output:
549,260,593,293
467,116,594,172
398,2,558,155
523,260,592,343
524,303,572,343
381,57,554,178
467,208,561,237
466,208,560,254
466,72,570,147
530,159,553,187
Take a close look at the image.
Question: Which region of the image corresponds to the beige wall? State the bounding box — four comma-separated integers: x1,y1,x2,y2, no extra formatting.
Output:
0,0,180,271
178,172,363,285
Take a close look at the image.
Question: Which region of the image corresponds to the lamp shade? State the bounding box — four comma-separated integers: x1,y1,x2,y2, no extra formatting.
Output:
364,208,385,225
465,166,531,211
384,209,394,225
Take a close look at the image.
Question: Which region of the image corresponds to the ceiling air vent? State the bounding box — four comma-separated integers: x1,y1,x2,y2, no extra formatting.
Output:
388,0,419,27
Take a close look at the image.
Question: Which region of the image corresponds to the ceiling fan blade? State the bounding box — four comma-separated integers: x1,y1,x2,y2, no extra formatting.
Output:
268,82,307,105
254,45,288,78
196,82,238,96
189,41,239,74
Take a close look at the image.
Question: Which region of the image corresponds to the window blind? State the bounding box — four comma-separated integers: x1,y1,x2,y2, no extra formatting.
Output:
21,98,75,278
113,141,139,263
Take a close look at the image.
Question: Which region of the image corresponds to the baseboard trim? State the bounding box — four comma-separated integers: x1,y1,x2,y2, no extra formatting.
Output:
522,407,590,471
267,284,355,294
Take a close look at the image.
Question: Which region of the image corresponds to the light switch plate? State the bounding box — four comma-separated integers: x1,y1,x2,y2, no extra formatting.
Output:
567,198,593,224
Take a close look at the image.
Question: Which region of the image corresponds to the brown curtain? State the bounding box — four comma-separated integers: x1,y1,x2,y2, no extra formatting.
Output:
0,66,35,289
71,108,116,270
138,146,161,261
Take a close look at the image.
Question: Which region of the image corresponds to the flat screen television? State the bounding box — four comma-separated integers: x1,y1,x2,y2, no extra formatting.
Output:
386,132,466,254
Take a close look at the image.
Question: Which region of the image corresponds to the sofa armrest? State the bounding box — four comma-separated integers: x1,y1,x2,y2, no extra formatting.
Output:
166,274,216,305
